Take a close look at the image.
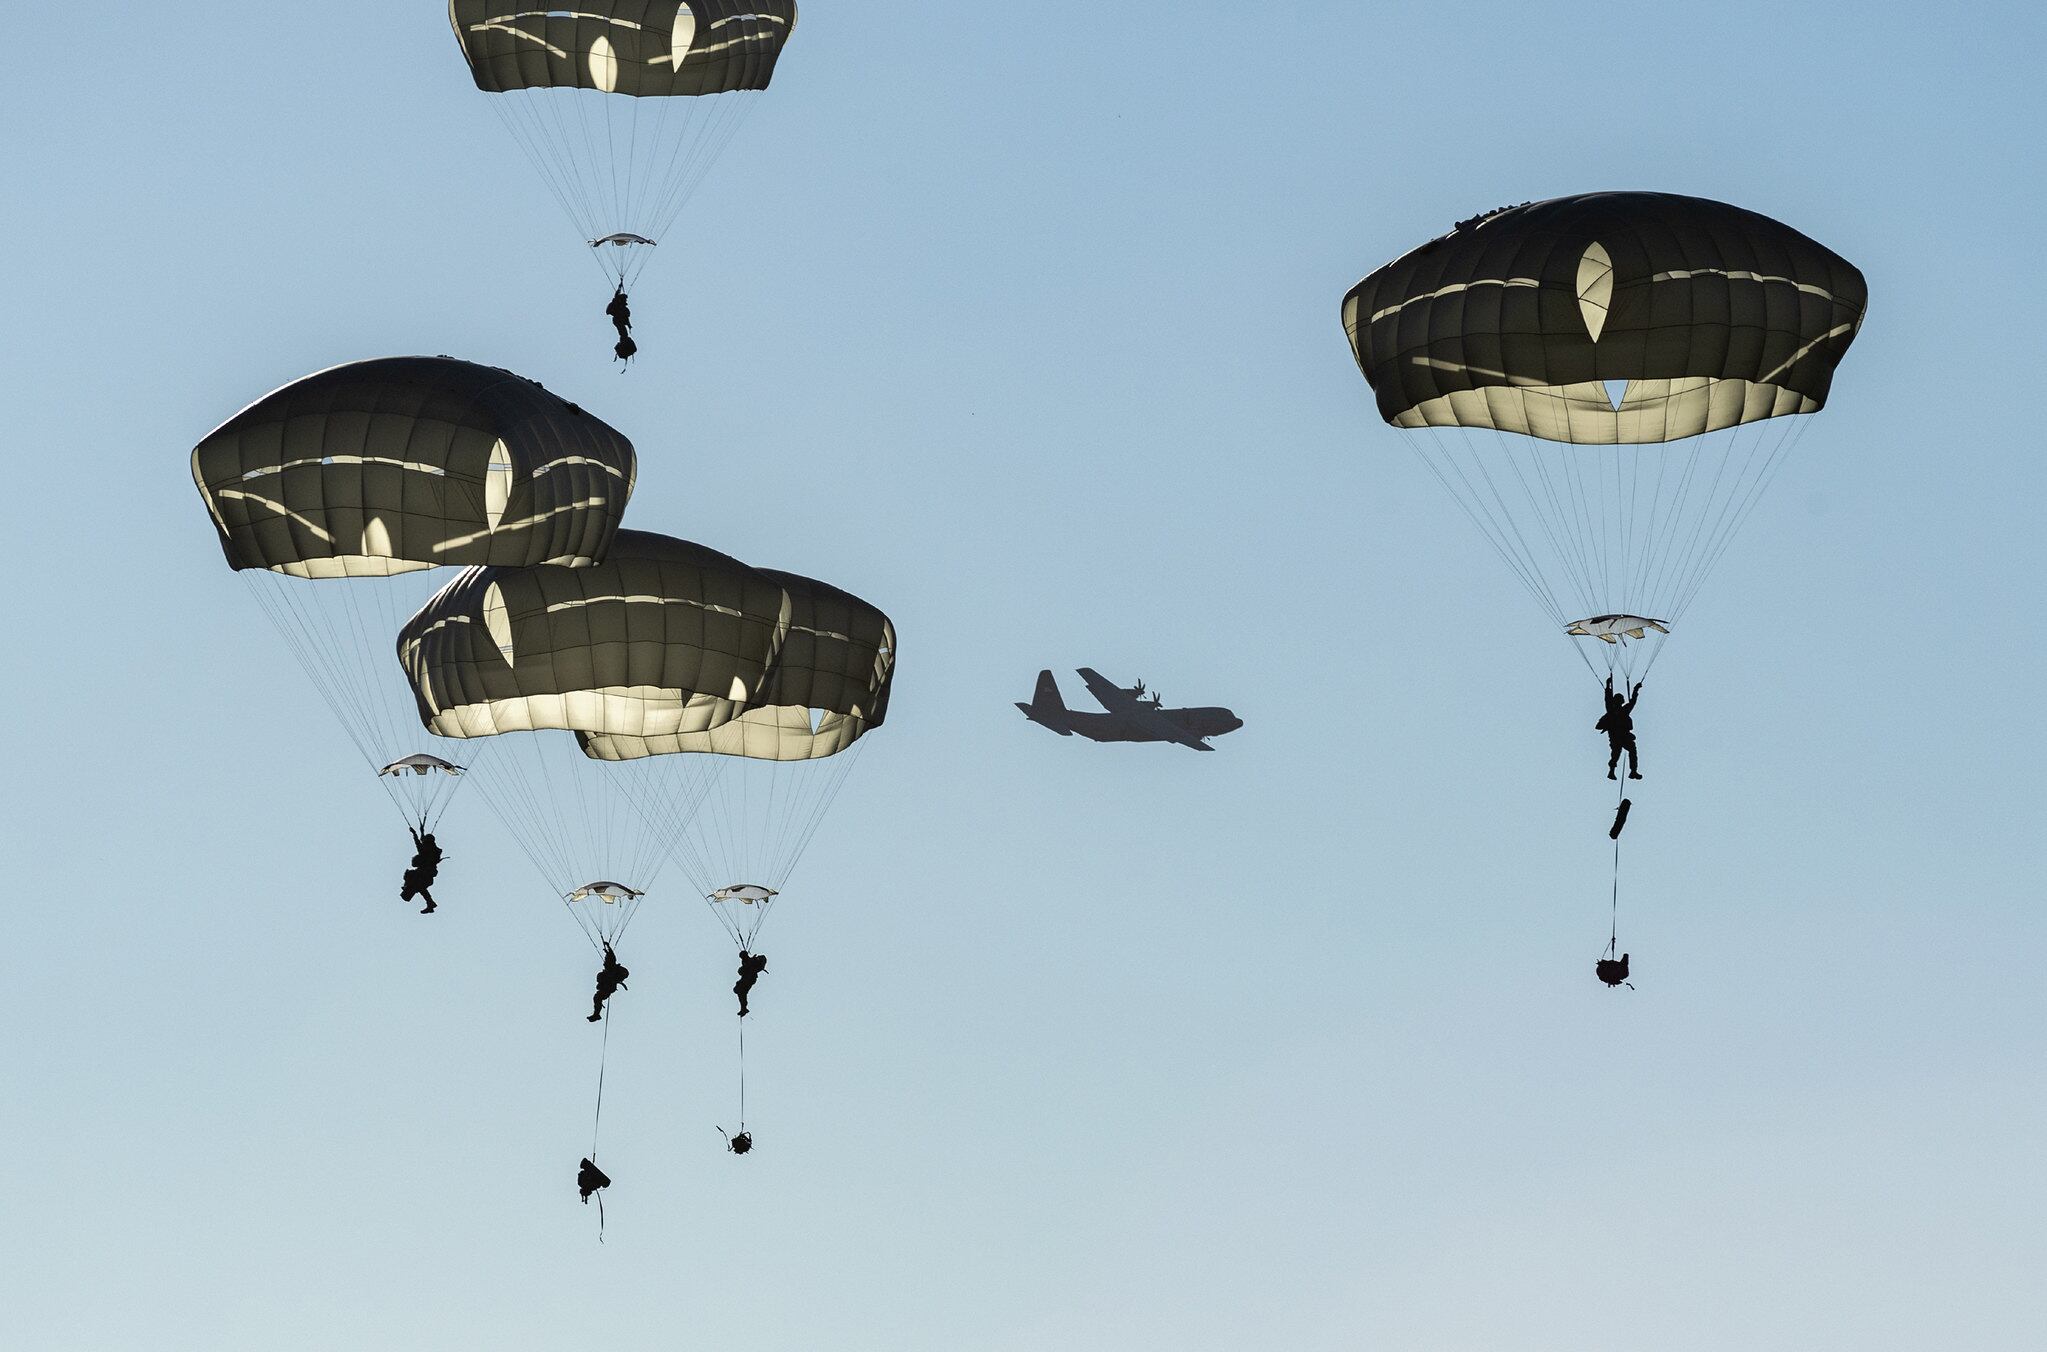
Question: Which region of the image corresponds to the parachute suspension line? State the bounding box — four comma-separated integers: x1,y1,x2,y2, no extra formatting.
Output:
1563,435,1611,610
1406,430,1567,627
247,578,381,770
462,732,671,951
1641,418,1740,616
639,91,760,257
600,81,623,235
570,85,609,236
469,774,589,945
1541,435,1623,621
1547,381,1612,614
495,90,602,245
508,736,586,893
1671,413,1816,623
248,569,479,827
486,96,590,245
1511,434,1604,619
1453,424,1579,623
487,84,765,293
1464,423,1583,619
767,741,870,892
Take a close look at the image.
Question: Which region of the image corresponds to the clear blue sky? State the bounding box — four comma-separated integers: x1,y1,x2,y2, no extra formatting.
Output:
3,3,2042,1349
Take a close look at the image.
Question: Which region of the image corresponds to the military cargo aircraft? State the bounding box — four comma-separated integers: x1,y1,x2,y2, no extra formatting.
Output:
1015,669,1242,751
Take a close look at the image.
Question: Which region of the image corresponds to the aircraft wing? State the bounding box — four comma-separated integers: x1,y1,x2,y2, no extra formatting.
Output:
1076,669,1215,748
1076,667,1138,712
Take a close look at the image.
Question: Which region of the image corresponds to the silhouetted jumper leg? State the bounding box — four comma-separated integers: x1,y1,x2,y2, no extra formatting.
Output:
1606,735,1640,780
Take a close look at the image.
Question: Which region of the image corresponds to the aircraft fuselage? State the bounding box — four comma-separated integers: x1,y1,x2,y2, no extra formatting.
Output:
1015,669,1242,749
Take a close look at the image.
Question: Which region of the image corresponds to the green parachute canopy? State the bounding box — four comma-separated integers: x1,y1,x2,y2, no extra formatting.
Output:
1343,192,1867,444
193,356,636,578
398,529,788,741
191,357,636,827
397,528,894,948
450,1,800,287
1341,192,1866,680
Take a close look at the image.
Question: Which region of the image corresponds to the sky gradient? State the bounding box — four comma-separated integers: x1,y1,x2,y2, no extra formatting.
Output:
3,3,2042,1349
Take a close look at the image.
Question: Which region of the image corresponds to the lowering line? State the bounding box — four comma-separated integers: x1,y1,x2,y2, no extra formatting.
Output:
1605,770,1626,960
590,1002,614,1241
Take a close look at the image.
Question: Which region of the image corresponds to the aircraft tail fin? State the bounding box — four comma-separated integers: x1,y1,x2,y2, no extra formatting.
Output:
1031,668,1066,713
1018,670,1073,734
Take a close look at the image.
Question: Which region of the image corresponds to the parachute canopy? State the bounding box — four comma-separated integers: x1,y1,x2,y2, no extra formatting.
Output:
191,357,636,578
582,566,896,763
398,530,791,741
451,2,797,97
450,2,799,288
396,530,894,954
1342,193,1868,444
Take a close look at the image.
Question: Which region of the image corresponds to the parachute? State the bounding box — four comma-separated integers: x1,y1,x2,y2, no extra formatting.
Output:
398,529,784,945
1342,192,1866,683
450,1,799,291
1342,192,1866,966
579,561,897,952
377,754,466,825
400,528,895,1143
398,528,893,944
191,356,637,830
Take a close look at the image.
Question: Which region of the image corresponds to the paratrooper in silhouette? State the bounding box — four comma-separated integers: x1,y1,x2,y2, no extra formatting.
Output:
400,826,444,913
588,942,629,1022
1597,675,1644,780
733,949,767,1016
